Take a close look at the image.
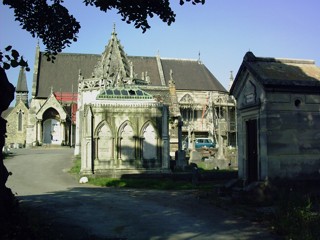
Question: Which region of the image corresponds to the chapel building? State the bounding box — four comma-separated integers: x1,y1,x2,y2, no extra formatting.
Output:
6,27,236,174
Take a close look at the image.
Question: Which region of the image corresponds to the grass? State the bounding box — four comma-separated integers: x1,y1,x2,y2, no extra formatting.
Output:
69,155,81,174
87,176,215,190
69,156,220,190
270,189,320,239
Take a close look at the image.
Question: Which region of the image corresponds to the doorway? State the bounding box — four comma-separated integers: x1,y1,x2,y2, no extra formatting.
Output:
246,119,258,183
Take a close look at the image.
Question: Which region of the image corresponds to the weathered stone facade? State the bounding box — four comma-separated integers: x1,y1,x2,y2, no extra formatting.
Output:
78,92,169,176
76,28,170,175
230,51,320,182
1,67,29,148
3,101,28,147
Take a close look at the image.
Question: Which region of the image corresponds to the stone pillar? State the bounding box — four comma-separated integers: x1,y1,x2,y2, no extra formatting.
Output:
217,120,225,159
60,120,65,145
74,110,81,155
176,117,186,168
161,106,170,170
37,120,42,145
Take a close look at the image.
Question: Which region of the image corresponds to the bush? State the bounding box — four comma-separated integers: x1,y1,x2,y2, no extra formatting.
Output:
272,190,320,239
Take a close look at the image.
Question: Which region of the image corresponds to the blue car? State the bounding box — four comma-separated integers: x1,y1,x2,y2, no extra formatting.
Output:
183,137,215,149
194,138,215,149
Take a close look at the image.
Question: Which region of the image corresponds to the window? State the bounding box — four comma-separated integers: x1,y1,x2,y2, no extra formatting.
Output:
18,110,23,131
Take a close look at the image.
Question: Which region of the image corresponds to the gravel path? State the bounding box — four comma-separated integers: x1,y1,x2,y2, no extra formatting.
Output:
5,148,278,240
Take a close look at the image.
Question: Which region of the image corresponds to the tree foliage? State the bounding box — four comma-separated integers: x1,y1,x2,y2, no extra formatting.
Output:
2,0,205,70
0,46,30,71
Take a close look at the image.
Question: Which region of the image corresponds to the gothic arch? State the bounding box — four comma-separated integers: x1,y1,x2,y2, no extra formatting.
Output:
84,106,93,135
95,121,114,162
141,121,158,161
118,120,135,163
36,95,67,121
95,120,114,137
42,108,62,144
179,93,195,105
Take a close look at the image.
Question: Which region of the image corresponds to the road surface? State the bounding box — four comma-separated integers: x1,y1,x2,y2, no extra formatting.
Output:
5,148,278,240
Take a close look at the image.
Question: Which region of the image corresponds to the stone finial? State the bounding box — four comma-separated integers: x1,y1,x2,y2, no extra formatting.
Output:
198,51,202,64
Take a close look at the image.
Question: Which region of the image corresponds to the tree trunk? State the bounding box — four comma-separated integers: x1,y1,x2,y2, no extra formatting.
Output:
0,67,15,216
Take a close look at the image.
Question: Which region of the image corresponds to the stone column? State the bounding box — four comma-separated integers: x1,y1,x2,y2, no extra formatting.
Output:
176,117,186,168
37,120,42,145
60,120,65,145
161,106,170,170
74,110,81,155
217,120,225,159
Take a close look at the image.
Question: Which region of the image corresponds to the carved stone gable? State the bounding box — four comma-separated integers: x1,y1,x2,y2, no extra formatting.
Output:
243,80,257,105
92,27,131,87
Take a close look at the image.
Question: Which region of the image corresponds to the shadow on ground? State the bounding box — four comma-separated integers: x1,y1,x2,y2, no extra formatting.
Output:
13,186,279,240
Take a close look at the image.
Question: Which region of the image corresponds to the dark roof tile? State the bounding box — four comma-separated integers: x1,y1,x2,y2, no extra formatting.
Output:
35,52,226,98
243,52,320,88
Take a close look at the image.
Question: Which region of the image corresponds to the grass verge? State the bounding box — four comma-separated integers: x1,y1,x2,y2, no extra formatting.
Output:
87,176,215,190
69,155,81,174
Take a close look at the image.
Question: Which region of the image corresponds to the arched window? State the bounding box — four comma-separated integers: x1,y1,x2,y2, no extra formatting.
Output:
142,122,157,161
119,122,135,163
97,123,113,162
179,94,195,122
18,110,23,131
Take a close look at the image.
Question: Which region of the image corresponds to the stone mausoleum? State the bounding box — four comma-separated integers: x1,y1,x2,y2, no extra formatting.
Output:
76,39,170,175
230,52,320,182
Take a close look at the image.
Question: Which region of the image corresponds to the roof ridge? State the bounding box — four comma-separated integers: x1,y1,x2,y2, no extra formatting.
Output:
256,57,315,65
160,57,199,62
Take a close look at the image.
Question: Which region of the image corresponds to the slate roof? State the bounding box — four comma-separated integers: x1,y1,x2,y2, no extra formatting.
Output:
33,52,227,99
35,53,98,98
231,52,320,93
161,58,225,91
1,107,13,119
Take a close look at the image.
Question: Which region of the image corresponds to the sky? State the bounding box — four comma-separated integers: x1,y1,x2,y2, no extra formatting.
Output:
1,0,320,104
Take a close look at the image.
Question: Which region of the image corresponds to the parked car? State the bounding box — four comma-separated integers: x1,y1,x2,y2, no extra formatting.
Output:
183,137,215,149
195,138,215,149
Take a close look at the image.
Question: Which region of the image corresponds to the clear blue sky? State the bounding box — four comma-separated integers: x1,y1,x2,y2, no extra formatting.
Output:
1,0,320,102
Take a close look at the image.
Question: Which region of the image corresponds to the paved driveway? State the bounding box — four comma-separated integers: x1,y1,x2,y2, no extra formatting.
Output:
5,148,278,240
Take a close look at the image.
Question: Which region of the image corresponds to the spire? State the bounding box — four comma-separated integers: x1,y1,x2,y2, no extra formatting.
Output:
32,42,40,97
228,71,234,91
15,67,29,106
92,25,131,86
16,67,28,92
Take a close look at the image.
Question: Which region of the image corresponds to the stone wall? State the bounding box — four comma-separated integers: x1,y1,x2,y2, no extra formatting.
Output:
266,92,320,179
5,101,28,147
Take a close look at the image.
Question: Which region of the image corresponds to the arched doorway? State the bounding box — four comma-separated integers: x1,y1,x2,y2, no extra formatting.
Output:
42,108,62,145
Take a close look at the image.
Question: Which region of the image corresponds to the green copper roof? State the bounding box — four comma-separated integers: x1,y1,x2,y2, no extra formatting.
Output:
97,87,153,100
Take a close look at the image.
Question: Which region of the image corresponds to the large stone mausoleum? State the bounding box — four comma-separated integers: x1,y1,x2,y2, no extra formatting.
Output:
230,52,320,182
